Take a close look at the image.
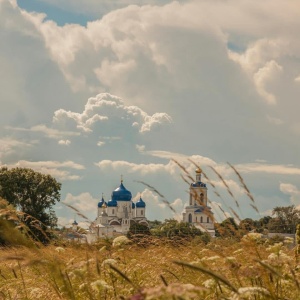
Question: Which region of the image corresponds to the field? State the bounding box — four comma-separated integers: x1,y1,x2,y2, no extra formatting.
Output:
0,234,298,300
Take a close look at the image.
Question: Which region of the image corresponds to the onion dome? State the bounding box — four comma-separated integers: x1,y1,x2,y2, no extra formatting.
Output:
136,196,146,208
132,202,136,209
107,199,118,207
195,167,202,174
72,220,78,225
112,181,132,201
98,196,107,208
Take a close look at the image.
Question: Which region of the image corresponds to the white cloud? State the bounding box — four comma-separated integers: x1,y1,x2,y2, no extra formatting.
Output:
235,163,300,175
4,160,84,181
253,60,282,105
63,192,98,215
280,183,300,205
58,139,71,146
7,125,80,139
0,138,32,159
95,159,177,176
53,93,172,134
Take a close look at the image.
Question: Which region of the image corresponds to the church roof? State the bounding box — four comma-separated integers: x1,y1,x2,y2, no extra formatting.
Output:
107,199,118,207
112,182,132,201
136,196,146,208
191,182,206,187
98,196,107,208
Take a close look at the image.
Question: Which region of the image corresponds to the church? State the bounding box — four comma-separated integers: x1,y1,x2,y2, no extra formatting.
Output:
86,167,215,241
182,168,215,236
89,178,148,239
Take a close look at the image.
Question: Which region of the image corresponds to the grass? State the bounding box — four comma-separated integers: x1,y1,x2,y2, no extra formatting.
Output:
0,235,299,299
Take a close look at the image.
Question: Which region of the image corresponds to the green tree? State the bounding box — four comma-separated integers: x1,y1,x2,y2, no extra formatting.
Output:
269,205,300,233
128,222,151,236
151,219,204,238
0,167,61,243
215,217,239,238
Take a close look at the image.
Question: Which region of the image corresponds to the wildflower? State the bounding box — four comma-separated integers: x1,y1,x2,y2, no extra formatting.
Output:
203,279,215,289
102,258,117,266
267,242,283,254
112,235,130,247
267,250,292,265
30,288,42,298
284,237,294,245
90,279,112,291
55,247,65,253
79,283,87,290
242,233,262,242
238,286,270,297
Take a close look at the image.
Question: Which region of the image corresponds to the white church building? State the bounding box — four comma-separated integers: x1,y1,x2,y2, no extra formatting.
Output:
88,178,148,240
182,168,215,236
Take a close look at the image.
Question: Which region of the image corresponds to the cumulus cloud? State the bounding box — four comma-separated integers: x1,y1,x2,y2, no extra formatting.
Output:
53,93,172,134
4,160,84,181
253,60,282,105
58,139,71,145
95,159,177,176
280,183,300,205
63,192,98,215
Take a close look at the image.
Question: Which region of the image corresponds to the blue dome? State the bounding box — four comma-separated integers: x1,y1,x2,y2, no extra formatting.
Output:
98,197,107,208
132,202,136,209
136,197,146,208
112,182,132,201
107,199,118,207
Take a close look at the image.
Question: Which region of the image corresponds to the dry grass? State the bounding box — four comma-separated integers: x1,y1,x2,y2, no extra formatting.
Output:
0,236,299,300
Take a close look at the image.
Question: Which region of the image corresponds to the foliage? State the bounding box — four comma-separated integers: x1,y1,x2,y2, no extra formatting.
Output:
151,219,204,238
127,222,151,237
269,205,300,233
0,198,33,247
0,167,61,243
215,217,240,238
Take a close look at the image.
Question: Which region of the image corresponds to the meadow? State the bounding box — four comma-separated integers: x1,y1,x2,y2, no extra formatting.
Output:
0,233,299,300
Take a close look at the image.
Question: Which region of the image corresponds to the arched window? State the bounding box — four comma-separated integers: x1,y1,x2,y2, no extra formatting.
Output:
196,217,197,222
207,217,209,223
141,210,143,215
188,214,192,223
200,193,204,204
112,209,114,215
200,216,203,223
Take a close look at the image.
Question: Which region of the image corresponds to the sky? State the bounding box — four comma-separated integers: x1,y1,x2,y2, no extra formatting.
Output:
1,0,300,228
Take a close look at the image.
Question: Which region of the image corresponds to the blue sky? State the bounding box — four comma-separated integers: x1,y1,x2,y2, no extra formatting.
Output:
1,0,300,228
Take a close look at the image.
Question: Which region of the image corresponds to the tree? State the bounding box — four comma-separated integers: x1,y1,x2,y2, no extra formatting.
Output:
151,219,204,238
215,217,239,238
270,205,300,233
0,167,61,243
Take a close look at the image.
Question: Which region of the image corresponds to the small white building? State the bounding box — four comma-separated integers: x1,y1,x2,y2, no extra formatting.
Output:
182,168,215,236
89,179,148,239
